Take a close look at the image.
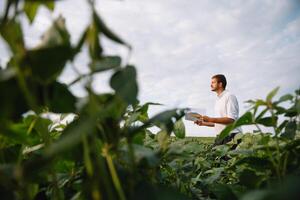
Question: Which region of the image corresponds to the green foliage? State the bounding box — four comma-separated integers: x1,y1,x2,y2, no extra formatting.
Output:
0,0,299,200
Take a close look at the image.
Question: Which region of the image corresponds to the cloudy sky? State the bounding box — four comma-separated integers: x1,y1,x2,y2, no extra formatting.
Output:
1,0,300,136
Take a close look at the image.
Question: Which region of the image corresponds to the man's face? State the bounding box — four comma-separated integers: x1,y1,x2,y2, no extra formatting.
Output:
211,78,220,91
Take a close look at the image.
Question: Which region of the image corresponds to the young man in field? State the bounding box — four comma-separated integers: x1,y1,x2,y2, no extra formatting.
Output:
195,74,241,146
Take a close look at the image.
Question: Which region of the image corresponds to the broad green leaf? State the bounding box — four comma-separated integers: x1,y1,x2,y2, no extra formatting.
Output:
34,117,52,142
266,87,279,102
238,169,265,188
24,2,39,23
132,144,159,167
24,16,72,83
217,112,252,141
24,1,54,23
234,156,272,171
210,184,237,200
110,65,138,105
156,130,169,150
281,121,296,139
173,119,185,139
24,45,72,83
204,167,224,185
132,130,146,145
0,20,25,54
0,76,28,121
46,82,76,113
256,116,278,127
90,56,121,73
278,94,293,103
0,123,29,145
235,112,253,127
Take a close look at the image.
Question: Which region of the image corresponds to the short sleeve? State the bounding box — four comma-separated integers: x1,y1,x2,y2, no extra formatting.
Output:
226,95,239,120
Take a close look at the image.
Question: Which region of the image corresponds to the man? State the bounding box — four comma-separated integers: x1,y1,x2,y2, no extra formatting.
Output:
195,74,241,146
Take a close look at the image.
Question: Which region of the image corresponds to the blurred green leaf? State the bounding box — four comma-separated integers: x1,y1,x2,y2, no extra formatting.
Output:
235,156,272,171
0,19,25,54
218,112,252,141
46,82,76,113
90,56,121,73
0,76,28,121
173,119,185,139
24,45,72,83
238,169,265,188
86,22,103,59
256,116,278,127
277,94,293,103
132,144,159,167
24,1,55,23
93,11,130,48
281,121,296,139
156,130,169,151
110,65,138,105
266,87,279,102
210,183,237,200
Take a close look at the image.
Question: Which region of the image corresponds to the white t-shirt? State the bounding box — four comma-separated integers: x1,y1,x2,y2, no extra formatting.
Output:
214,90,242,135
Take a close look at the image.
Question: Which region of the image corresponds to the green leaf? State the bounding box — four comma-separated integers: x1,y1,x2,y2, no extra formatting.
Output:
86,23,103,60
266,87,279,102
235,112,253,127
173,119,185,139
235,156,272,171
281,121,296,139
256,116,278,127
24,2,40,23
132,144,159,167
110,65,138,105
46,82,77,113
93,11,130,48
278,94,293,103
217,112,252,141
156,130,169,150
24,1,54,23
23,17,72,83
210,184,238,200
34,117,52,142
0,76,28,121
238,169,265,188
0,20,25,54
24,45,72,83
90,56,121,73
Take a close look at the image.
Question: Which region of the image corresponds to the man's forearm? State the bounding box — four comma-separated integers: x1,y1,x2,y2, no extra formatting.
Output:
202,121,215,127
205,117,234,125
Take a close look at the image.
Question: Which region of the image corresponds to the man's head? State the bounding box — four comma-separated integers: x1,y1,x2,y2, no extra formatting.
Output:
211,74,227,92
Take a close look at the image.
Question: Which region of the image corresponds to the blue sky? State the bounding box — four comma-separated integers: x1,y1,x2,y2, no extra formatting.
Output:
1,0,300,136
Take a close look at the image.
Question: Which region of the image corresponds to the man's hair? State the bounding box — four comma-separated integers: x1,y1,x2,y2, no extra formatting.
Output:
212,74,227,89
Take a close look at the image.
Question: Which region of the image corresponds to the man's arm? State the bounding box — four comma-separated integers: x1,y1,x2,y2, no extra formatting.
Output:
194,120,215,127
202,116,234,125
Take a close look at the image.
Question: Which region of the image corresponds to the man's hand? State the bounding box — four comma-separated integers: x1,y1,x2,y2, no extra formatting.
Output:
202,115,211,122
194,120,204,126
